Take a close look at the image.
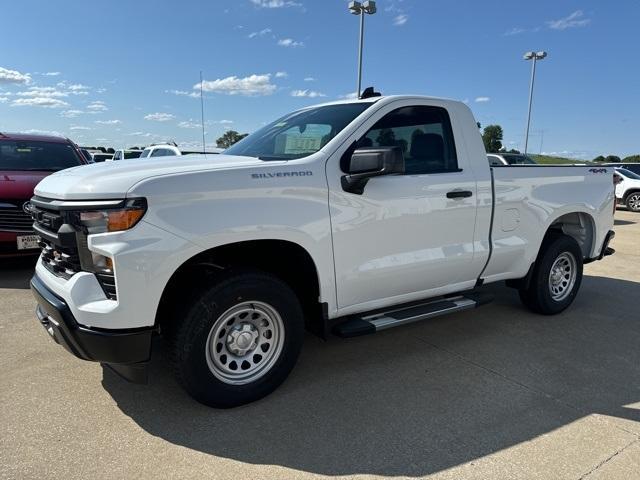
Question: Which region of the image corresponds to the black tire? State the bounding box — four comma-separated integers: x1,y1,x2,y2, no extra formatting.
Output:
518,233,583,315
171,271,304,408
625,192,640,212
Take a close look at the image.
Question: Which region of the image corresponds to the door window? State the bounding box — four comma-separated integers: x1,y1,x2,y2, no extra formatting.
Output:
359,106,458,174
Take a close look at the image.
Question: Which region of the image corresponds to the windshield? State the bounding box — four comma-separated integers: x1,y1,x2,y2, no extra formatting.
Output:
124,151,142,159
0,140,82,171
617,168,640,180
140,149,151,158
225,102,375,160
503,154,536,165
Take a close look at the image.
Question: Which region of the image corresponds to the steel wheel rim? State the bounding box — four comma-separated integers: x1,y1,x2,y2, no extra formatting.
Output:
548,252,577,301
205,301,285,385
629,193,640,211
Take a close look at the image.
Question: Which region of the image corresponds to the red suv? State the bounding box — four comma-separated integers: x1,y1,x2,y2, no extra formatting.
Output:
0,133,89,257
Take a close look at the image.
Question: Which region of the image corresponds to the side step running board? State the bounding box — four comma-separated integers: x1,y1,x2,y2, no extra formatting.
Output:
333,292,493,338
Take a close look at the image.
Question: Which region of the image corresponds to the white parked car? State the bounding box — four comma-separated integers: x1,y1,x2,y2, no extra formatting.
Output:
110,149,143,161
614,168,640,212
139,144,182,158
89,152,113,162
487,153,537,166
30,94,616,408
139,144,224,158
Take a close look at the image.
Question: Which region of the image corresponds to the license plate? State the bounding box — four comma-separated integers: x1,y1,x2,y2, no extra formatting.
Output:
16,234,40,250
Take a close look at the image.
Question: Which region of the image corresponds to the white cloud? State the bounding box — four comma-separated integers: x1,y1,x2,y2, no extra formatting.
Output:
0,67,31,84
249,0,301,8
475,97,491,103
95,119,122,125
43,71,61,76
165,89,200,98
60,109,84,118
278,38,304,47
291,89,326,98
217,120,234,125
178,120,201,129
504,27,526,36
393,14,409,26
304,77,316,82
16,86,68,98
67,83,90,95
547,10,591,30
248,28,272,38
0,97,8,103
275,71,288,78
195,74,276,96
126,131,160,138
11,97,69,108
87,101,108,112
70,126,91,131
20,129,63,137
340,92,358,100
144,112,175,122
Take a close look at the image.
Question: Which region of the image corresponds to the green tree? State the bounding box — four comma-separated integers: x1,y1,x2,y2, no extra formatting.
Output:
482,125,503,153
216,130,248,148
593,155,606,162
605,155,621,163
622,154,640,163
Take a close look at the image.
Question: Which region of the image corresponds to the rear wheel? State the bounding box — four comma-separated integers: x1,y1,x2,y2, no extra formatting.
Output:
626,192,640,212
171,271,304,408
518,233,583,315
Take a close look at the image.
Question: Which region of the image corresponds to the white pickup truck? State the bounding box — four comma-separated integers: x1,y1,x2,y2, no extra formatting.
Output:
29,94,616,407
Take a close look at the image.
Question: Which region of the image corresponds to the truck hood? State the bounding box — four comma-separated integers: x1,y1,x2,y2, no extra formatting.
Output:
0,170,52,200
34,154,268,200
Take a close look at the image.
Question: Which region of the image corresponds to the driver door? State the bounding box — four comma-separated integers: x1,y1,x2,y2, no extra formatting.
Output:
327,101,481,311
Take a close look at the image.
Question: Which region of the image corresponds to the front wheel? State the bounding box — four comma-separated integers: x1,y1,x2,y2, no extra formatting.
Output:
626,192,640,212
519,233,583,315
171,271,304,408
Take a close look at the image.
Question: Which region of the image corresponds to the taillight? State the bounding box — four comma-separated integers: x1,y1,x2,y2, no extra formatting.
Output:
612,174,619,215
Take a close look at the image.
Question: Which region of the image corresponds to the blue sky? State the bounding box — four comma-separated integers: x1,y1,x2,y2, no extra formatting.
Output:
1,0,638,159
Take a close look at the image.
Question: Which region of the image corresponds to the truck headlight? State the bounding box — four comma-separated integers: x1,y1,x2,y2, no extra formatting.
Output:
78,198,147,234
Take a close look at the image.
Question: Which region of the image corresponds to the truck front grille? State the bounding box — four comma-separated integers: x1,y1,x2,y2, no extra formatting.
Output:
31,199,117,301
39,238,82,279
0,201,34,232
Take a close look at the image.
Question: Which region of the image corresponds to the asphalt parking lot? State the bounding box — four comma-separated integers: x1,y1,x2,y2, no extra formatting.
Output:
1,210,639,480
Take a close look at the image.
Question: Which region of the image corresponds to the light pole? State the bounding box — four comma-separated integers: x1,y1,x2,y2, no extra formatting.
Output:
348,1,377,99
523,51,547,155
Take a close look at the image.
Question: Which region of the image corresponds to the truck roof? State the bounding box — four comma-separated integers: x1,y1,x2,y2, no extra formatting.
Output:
312,94,462,109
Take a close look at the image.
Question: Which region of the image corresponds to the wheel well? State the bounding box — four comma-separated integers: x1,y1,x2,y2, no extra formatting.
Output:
156,240,323,335
623,189,640,201
546,212,595,258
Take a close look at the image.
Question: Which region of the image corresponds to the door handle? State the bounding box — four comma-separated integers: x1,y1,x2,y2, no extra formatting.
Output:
446,190,473,199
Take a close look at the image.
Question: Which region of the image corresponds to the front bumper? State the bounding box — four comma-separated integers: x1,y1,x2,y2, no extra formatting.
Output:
31,274,153,382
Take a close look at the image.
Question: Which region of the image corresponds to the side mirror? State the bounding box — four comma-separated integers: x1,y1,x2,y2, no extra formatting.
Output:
341,146,404,194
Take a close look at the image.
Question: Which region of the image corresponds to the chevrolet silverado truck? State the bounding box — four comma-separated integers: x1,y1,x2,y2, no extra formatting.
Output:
29,95,616,408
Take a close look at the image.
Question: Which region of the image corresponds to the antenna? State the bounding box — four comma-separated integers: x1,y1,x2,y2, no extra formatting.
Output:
199,70,206,153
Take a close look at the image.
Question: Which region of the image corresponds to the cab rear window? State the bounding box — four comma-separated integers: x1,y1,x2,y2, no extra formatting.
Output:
0,141,82,171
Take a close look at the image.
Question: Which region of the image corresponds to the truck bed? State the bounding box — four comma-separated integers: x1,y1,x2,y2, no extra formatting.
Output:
481,165,615,283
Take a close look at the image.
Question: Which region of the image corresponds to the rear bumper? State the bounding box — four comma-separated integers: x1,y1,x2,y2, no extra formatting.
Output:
31,274,152,382
585,230,615,264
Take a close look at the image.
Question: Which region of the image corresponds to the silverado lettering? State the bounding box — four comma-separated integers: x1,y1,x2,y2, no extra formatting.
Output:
251,171,313,178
